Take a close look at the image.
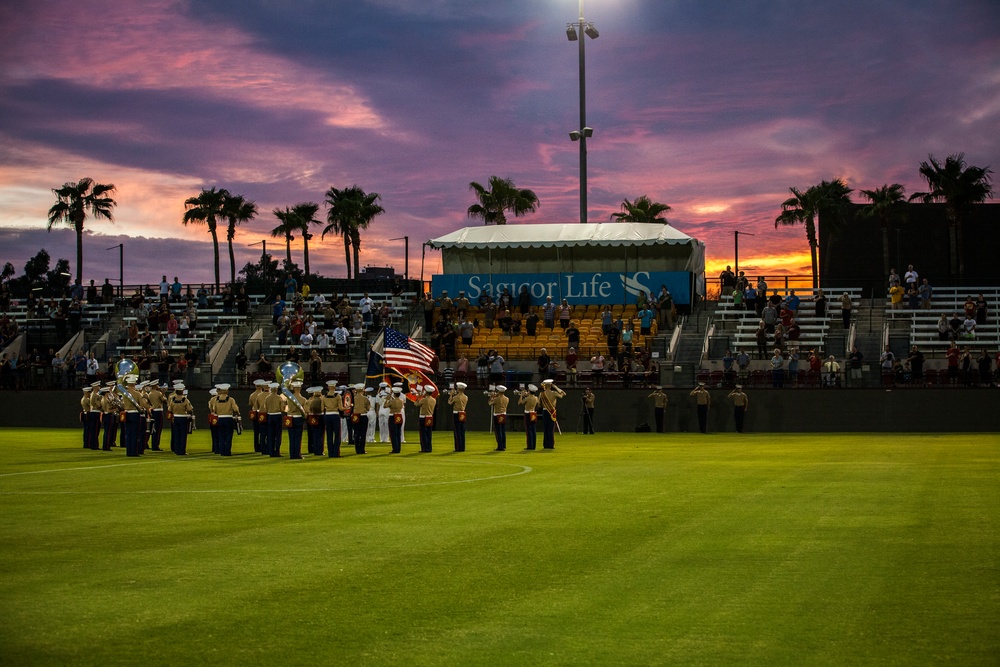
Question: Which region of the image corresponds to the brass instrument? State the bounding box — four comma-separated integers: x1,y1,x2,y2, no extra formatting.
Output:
277,361,307,415
115,358,139,411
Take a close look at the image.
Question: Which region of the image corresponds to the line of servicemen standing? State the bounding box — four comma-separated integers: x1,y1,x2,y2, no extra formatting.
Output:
646,383,750,434
78,376,581,457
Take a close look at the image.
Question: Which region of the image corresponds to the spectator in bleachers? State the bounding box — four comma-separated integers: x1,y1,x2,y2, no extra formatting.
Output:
257,352,272,376
221,286,234,312
979,349,994,386
907,288,919,310
822,356,840,387
808,349,822,376
350,313,363,337
962,315,976,340
847,346,863,386
736,349,750,380
657,285,675,329
756,277,768,312
754,321,768,359
71,351,86,389
517,285,531,315
442,326,457,362
889,283,904,311
542,297,556,329
454,291,470,318
840,292,854,329
719,266,735,297
510,311,522,334
786,290,801,313
945,341,960,383
722,349,735,385
936,313,950,341
559,299,571,329
948,313,963,340
284,275,297,302
285,346,300,363
459,318,474,348
333,322,349,359
814,290,827,319
907,345,925,385
359,292,374,327
299,328,313,348
183,346,199,386
476,349,489,384
537,348,551,383
770,348,785,388
438,291,453,321
760,300,777,334
566,321,580,348
601,306,613,334
786,318,801,341
880,345,895,382
975,293,988,324
525,308,539,337
86,352,99,384
171,277,183,303
888,268,900,288
498,288,512,312
236,287,249,316
787,346,800,386
607,322,620,359
638,304,655,336
621,322,634,358
84,280,97,304
636,289,649,310
565,347,578,385
918,279,933,310
963,296,976,320
179,315,191,340
488,350,505,384
498,309,512,334
779,303,793,327
421,292,435,332
743,283,757,314
731,284,743,309
961,348,974,386
315,328,330,357
904,265,918,293
197,285,209,308
101,279,115,304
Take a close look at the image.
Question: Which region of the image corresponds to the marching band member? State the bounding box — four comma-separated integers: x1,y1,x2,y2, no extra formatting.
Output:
392,382,407,442
213,384,240,456
168,383,194,455
80,384,95,449
340,385,353,444
106,380,121,448
386,387,405,453
377,382,391,443
365,386,377,443
147,382,166,451
305,386,325,456
286,381,306,459
414,385,436,453
351,383,370,454
100,385,119,451
88,381,104,450
518,384,540,450
249,379,267,453
539,379,566,449
120,374,149,457
207,387,220,454
489,384,510,451
447,382,469,452
263,382,284,457
322,380,342,458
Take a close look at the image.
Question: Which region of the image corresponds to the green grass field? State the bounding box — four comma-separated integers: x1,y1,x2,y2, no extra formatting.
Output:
1,428,997,666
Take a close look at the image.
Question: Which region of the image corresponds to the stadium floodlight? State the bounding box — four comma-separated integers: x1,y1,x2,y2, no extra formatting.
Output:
566,1,599,224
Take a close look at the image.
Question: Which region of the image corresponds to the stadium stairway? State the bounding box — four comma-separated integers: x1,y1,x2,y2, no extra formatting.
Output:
672,301,717,386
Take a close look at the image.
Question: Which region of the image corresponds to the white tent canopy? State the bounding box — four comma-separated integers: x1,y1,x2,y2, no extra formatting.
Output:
427,223,705,276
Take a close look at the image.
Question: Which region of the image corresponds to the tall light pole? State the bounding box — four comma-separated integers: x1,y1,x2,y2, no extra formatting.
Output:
567,0,598,224
106,243,123,300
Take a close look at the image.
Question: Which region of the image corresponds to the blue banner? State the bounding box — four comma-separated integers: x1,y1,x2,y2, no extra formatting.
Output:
431,271,691,306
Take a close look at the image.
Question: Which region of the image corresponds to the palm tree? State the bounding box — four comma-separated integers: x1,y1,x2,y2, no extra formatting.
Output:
271,207,299,270
775,178,853,288
222,193,258,285
858,184,907,280
290,202,321,278
610,195,671,223
467,176,539,225
323,186,385,280
47,178,117,287
183,187,230,290
909,153,993,277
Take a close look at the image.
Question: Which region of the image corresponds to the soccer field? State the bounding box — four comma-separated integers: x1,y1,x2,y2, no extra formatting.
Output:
1,429,997,666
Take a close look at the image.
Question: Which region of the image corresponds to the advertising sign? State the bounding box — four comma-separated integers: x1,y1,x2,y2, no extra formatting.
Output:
431,271,691,306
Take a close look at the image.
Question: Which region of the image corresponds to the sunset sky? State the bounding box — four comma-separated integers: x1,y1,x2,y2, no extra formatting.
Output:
1,0,997,287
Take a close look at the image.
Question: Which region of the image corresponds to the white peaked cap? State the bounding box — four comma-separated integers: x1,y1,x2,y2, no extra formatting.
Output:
253,379,268,386
175,384,186,390
496,385,507,392
528,384,538,392
216,384,230,391
209,389,217,395
268,382,280,389
455,382,467,389
392,387,402,394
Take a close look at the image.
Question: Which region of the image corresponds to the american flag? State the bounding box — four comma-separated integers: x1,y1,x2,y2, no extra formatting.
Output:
383,327,436,373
